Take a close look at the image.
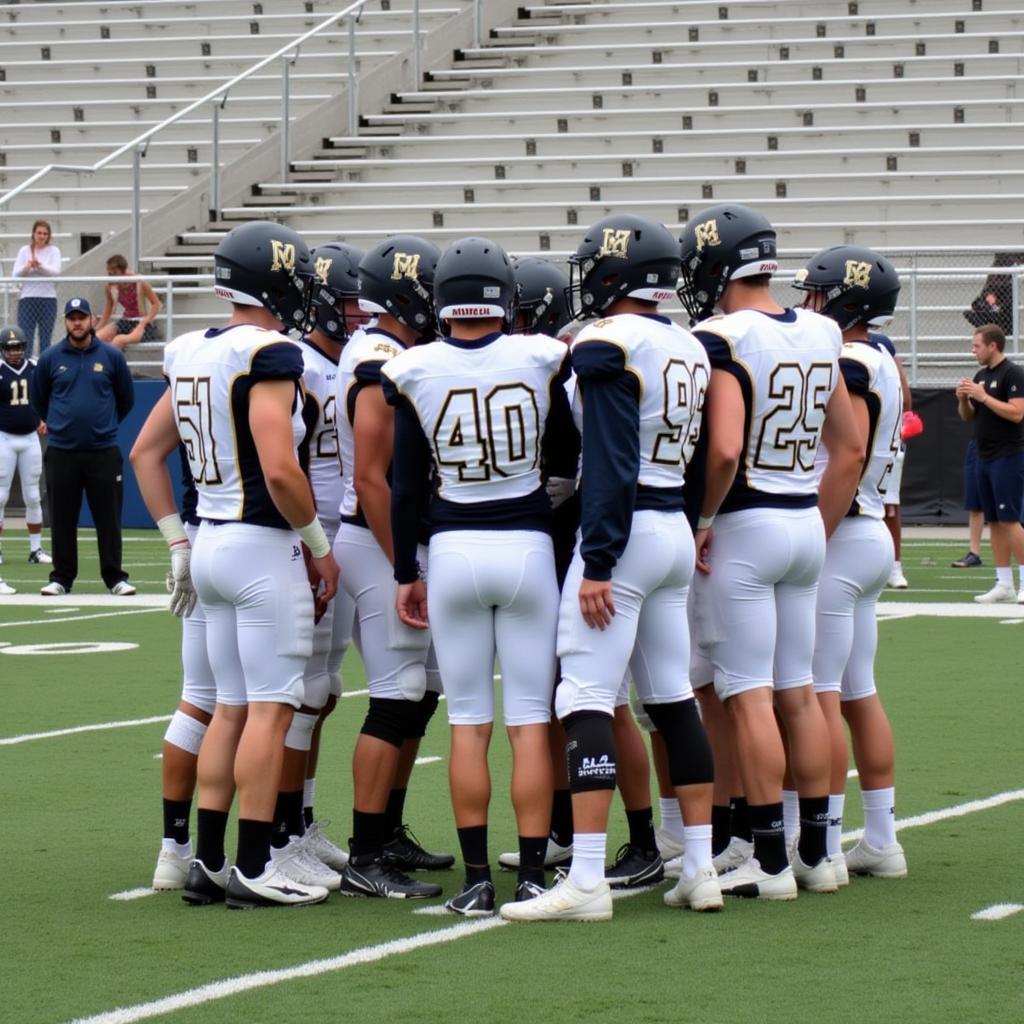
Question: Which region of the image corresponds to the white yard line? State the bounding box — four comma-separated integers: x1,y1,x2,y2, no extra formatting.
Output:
0,608,165,628
0,715,173,747
109,888,158,903
971,903,1024,921
0,594,168,608
414,756,442,765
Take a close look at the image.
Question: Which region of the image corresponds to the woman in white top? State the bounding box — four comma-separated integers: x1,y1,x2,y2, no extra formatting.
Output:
13,220,62,357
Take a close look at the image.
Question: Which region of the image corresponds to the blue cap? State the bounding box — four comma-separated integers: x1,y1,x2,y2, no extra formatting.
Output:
64,297,92,316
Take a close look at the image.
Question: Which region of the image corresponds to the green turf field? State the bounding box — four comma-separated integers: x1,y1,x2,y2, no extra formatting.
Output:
1,531,1021,1024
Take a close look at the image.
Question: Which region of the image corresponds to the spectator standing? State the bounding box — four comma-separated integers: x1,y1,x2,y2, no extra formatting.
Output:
963,253,1023,339
29,297,136,596
96,254,162,350
956,324,1024,603
12,220,62,358
950,440,985,568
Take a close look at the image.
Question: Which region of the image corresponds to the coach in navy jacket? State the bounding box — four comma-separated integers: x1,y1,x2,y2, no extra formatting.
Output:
30,297,136,595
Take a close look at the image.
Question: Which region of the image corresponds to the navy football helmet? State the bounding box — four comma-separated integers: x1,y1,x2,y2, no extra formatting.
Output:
358,235,441,335
1,324,27,368
310,241,364,342
792,245,901,330
434,237,518,330
511,256,571,337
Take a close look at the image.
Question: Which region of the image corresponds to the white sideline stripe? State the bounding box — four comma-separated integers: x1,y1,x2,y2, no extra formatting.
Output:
414,756,442,765
0,594,167,608
0,608,164,628
876,602,1024,620
841,788,1024,843
77,789,1018,1023
847,769,858,778
65,918,507,1024
109,888,157,902
971,903,1024,921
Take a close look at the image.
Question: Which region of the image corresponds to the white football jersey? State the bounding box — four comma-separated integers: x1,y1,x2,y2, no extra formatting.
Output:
383,331,569,504
572,313,710,489
163,324,306,527
335,325,405,520
695,307,841,510
299,338,343,521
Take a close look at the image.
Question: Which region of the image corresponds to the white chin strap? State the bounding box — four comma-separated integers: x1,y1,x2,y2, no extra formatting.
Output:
213,285,262,307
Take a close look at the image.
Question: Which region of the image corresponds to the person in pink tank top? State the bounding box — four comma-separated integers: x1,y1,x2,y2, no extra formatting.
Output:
96,254,162,349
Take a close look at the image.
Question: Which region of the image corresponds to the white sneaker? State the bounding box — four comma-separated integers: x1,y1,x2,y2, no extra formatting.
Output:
498,837,573,871
718,858,798,901
664,865,723,912
299,820,349,871
887,568,909,589
152,844,192,890
28,549,52,564
712,837,754,874
40,581,67,596
791,852,838,893
270,836,342,891
110,580,137,596
654,826,686,863
844,838,907,879
499,876,612,922
0,578,15,596
225,864,330,908
975,582,1016,603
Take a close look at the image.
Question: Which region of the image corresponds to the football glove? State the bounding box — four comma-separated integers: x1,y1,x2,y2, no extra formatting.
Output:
901,410,924,440
166,541,197,618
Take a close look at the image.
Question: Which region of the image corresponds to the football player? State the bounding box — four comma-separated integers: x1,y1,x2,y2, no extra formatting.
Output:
333,235,451,900
794,245,908,881
131,221,339,909
0,324,50,581
677,204,863,900
502,215,720,922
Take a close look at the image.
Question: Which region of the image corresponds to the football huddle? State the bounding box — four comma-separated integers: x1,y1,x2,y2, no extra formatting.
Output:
128,202,909,919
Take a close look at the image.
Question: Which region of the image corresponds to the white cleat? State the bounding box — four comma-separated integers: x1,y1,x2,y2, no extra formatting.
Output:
225,865,329,908
40,581,67,596
152,844,192,890
1018,589,1024,606
832,855,850,887
110,580,137,596
791,852,838,894
663,854,683,880
664,866,724,912
712,837,754,874
299,820,349,871
28,549,52,564
499,876,612,922
718,858,798,901
0,578,16,596
887,568,909,589
974,583,1016,604
498,837,573,871
654,827,686,863
844,838,908,879
270,836,342,891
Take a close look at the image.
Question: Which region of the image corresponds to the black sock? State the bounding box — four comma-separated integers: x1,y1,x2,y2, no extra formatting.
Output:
549,788,573,846
749,802,787,875
236,819,273,879
456,824,489,876
350,809,387,859
385,787,408,836
797,795,830,866
303,805,314,829
162,798,192,845
711,804,731,857
271,790,305,849
517,835,547,886
730,796,752,842
625,807,657,854
195,808,228,869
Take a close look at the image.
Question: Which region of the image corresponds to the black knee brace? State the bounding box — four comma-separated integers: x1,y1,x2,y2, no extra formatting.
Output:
564,710,617,793
360,698,422,748
642,698,714,787
409,690,440,739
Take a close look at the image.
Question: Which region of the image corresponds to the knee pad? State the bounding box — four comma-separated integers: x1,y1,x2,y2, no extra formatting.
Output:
409,690,440,739
0,485,9,513
643,699,714,787
302,665,331,712
163,710,208,756
564,710,617,793
285,711,319,752
23,483,42,523
360,697,420,748
396,661,427,702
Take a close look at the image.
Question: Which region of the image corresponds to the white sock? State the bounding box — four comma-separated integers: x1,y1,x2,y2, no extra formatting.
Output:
29,533,41,553
861,787,897,849
682,824,712,877
303,777,316,815
658,797,686,842
827,793,845,859
782,789,800,848
892,560,902,573
996,566,1013,588
161,837,192,857
568,832,606,891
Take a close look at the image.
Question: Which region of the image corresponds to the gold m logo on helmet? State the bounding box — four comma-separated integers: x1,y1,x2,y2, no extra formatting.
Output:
694,220,721,251
314,256,333,285
597,228,631,259
844,260,872,288
391,252,421,281
270,240,296,273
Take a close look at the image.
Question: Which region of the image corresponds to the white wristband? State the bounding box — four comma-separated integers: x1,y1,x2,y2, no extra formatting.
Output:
156,513,188,548
297,517,330,558
697,514,716,531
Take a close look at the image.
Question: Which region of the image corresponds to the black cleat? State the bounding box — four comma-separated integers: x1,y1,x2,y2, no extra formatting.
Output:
444,879,495,916
181,858,230,906
381,824,455,872
514,878,547,902
605,844,664,889
340,855,443,899
224,865,328,909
